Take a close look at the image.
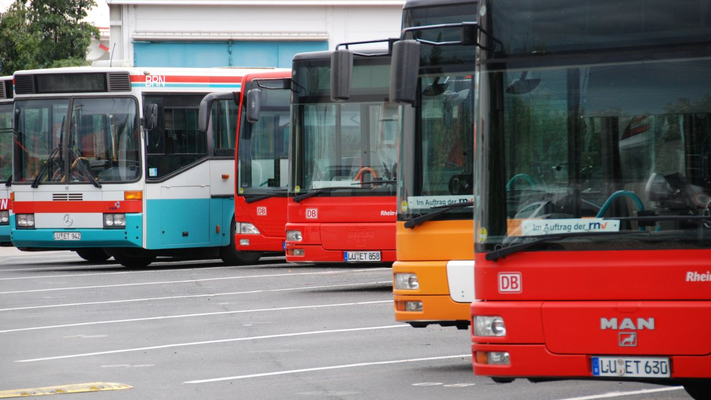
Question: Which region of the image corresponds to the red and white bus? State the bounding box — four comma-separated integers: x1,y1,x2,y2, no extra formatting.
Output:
285,50,399,264
199,69,291,260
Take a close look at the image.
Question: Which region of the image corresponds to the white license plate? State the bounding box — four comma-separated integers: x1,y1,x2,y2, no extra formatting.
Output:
344,251,381,262
53,232,81,241
592,356,670,378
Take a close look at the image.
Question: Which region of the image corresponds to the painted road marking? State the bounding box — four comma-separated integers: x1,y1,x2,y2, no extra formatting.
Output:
15,325,408,363
1,300,391,334
0,268,390,295
184,355,472,384
0,382,131,398
555,387,684,400
0,281,391,312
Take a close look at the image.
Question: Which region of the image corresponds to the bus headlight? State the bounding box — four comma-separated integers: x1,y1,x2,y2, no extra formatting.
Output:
0,210,9,225
474,316,506,337
238,222,260,235
394,273,419,290
286,230,302,242
17,214,35,228
104,213,126,228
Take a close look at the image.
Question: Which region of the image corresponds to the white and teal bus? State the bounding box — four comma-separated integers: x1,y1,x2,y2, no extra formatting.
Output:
10,67,273,267
0,76,13,245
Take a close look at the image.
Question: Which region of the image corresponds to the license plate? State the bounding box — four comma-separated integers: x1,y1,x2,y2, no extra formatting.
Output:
592,356,670,378
344,251,381,262
53,232,81,241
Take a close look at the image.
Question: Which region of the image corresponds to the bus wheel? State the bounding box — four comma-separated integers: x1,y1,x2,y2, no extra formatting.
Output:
684,381,711,400
220,220,262,265
75,248,111,263
113,254,156,268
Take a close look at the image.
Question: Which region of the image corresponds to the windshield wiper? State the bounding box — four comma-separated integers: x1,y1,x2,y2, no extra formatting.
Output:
67,149,101,188
486,230,649,262
4,175,10,187
244,190,288,204
404,200,473,229
293,186,362,203
32,117,65,189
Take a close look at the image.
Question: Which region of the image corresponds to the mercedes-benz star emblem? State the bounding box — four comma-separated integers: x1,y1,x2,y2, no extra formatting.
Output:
63,214,74,227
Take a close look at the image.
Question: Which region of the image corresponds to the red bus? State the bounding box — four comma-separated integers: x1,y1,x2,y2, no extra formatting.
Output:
199,69,291,262
466,1,710,397
285,50,399,264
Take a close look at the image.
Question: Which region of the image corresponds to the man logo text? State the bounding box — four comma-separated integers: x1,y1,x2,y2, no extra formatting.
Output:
600,318,655,330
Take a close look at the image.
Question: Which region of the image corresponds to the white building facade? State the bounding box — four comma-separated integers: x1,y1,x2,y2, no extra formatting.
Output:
106,0,405,68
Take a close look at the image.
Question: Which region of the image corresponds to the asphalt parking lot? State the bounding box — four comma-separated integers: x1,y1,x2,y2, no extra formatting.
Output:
0,247,694,400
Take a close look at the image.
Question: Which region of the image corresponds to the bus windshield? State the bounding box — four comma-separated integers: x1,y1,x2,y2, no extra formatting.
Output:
476,0,711,252
291,55,399,198
0,103,11,182
238,84,290,196
398,2,477,222
14,98,139,184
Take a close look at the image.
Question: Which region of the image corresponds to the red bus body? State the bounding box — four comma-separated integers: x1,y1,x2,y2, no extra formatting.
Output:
233,70,291,255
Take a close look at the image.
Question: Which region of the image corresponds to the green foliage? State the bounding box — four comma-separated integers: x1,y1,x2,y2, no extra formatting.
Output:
0,0,99,75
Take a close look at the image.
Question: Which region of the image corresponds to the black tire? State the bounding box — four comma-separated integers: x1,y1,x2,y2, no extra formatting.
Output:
75,248,111,263
684,381,711,400
113,254,156,268
220,219,262,265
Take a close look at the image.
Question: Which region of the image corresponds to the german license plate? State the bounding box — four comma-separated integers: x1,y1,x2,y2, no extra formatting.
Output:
344,251,381,262
592,356,670,378
53,232,81,241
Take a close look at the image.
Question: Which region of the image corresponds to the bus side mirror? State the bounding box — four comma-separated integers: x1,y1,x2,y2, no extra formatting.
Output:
198,92,238,132
246,88,262,123
330,48,353,102
390,40,421,105
144,103,158,131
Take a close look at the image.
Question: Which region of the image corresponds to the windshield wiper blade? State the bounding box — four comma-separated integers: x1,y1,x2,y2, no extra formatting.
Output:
4,175,10,187
486,230,646,262
31,146,61,188
404,200,473,229
244,190,287,204
68,150,101,188
293,186,358,203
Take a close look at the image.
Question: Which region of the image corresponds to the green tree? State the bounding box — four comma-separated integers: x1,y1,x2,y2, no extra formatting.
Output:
0,0,99,75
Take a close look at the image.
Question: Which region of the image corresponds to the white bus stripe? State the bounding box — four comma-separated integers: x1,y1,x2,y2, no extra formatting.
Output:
554,387,684,400
0,268,390,295
0,300,392,334
184,354,473,384
0,281,391,312
16,325,408,363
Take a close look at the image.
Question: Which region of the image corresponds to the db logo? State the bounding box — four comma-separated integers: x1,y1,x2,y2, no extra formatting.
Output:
256,207,267,216
306,208,318,219
499,272,522,293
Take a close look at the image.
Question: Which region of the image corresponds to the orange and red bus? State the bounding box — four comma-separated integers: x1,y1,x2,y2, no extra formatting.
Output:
285,50,399,263
199,69,291,261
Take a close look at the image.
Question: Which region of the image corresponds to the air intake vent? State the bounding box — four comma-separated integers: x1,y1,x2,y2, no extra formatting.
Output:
14,75,36,95
53,193,84,201
107,72,131,92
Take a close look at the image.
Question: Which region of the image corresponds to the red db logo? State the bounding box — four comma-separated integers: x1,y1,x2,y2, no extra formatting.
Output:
499,272,522,293
305,208,318,219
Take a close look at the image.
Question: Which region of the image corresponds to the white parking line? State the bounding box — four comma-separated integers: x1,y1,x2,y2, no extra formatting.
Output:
555,386,684,400
0,281,391,312
184,354,472,384
0,263,266,280
1,300,392,334
15,324,408,363
0,268,390,295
